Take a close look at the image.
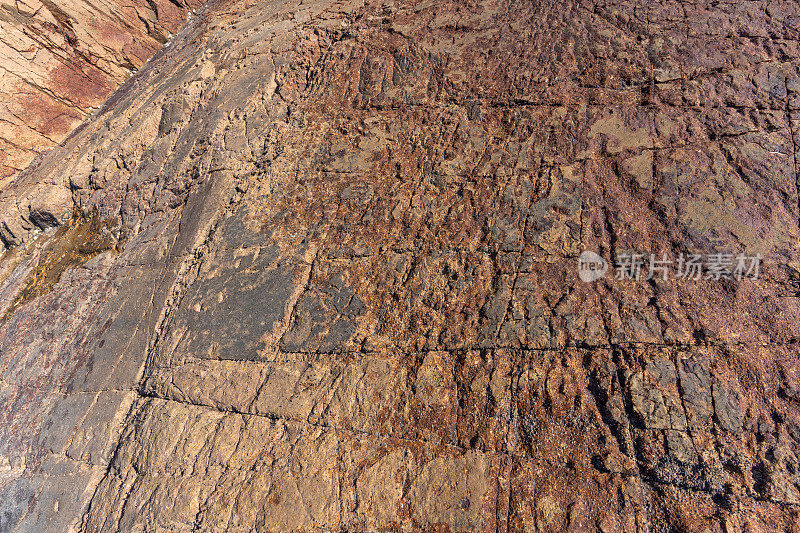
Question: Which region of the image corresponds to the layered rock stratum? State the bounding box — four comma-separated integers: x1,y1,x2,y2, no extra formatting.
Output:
0,0,202,187
0,0,799,531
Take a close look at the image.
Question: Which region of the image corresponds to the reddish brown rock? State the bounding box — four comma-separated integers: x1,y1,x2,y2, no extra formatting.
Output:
0,0,799,532
0,0,203,187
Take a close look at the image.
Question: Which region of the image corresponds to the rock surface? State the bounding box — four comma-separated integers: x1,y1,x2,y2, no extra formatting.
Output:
0,0,202,187
0,0,799,531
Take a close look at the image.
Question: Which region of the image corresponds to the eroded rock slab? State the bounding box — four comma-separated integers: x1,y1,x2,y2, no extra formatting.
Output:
0,0,203,189
0,0,799,531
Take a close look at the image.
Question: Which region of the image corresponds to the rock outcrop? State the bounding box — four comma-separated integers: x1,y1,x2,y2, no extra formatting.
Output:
0,0,202,187
0,0,799,531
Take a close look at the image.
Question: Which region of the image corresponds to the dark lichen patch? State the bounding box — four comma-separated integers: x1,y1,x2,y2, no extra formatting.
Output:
3,210,118,319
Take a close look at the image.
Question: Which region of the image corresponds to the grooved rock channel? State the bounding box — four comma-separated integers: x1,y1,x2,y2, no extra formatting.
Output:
0,0,800,531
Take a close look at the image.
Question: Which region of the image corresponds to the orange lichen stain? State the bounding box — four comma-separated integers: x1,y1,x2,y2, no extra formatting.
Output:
3,209,117,319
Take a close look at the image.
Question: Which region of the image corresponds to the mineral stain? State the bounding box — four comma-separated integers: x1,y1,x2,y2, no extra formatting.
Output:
4,210,117,318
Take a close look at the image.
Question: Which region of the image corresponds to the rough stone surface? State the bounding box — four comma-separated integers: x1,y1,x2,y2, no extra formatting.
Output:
0,0,799,531
0,0,203,188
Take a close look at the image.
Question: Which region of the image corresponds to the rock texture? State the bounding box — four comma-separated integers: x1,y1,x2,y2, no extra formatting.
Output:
0,0,202,187
0,0,799,531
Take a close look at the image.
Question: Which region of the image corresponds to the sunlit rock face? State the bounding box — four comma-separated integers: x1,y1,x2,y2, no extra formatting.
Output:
0,0,203,187
0,0,799,531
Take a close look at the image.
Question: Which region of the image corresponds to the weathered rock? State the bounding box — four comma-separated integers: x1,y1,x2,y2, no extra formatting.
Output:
0,0,799,531
0,0,203,187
